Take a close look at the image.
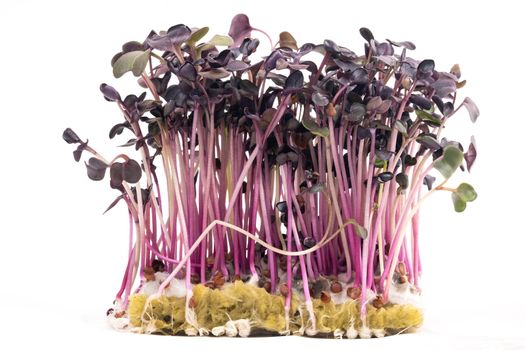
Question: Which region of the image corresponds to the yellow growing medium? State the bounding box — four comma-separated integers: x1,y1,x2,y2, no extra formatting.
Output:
127,281,423,336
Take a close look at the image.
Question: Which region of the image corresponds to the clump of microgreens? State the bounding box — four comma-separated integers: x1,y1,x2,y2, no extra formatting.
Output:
64,14,478,335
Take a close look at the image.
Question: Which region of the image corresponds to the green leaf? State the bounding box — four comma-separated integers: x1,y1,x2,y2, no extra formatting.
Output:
186,27,209,47
279,31,298,50
433,145,463,179
131,50,151,76
456,183,477,202
415,109,442,126
302,116,329,138
209,34,233,47
113,50,150,78
452,192,467,212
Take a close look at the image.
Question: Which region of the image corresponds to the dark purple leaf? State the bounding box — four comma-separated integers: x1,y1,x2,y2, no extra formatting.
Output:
276,201,287,212
416,134,441,150
265,50,285,71
359,27,374,42
345,103,366,122
417,59,435,75
323,39,340,55
357,126,371,140
395,173,409,189
226,60,250,71
377,172,394,183
442,102,454,117
63,128,81,144
110,162,124,188
376,150,394,161
100,83,121,102
464,136,477,172
432,79,456,98
228,14,252,46
410,95,433,110
109,123,129,139
333,58,359,71
386,39,416,50
178,62,197,82
423,175,436,191
284,70,304,91
73,142,87,162
85,157,107,181
103,194,125,214
240,38,259,56
303,237,316,248
166,24,192,45
118,138,137,147
350,68,368,84
122,159,142,183
146,33,173,51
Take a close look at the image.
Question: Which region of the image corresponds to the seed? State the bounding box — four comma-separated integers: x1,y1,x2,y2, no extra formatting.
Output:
213,274,225,288
144,266,155,281
151,259,165,272
372,295,386,308
320,291,331,303
279,283,289,297
330,281,343,293
263,280,272,293
397,262,407,276
326,103,337,118
347,286,361,299
189,296,197,308
190,274,200,284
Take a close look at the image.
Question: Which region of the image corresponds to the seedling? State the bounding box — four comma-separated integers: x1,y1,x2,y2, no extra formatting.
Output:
64,14,478,338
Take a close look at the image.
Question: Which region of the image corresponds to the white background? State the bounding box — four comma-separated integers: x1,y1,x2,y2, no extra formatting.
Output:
1,0,524,349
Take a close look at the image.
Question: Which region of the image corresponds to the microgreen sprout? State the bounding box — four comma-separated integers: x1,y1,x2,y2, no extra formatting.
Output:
64,14,478,338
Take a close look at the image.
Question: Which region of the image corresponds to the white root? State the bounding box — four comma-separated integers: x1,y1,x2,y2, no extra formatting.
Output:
358,326,372,339
211,326,226,337
346,324,358,339
225,320,238,337
234,319,251,338
334,328,345,339
372,328,386,338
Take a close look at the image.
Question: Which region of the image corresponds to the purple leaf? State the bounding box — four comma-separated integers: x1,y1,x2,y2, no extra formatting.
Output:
387,39,416,50
464,136,477,172
146,33,173,51
122,159,142,183
103,195,125,215
85,157,107,181
100,83,121,102
226,60,250,72
284,70,303,91
359,27,374,42
462,97,479,123
63,128,81,144
178,62,197,82
228,14,252,46
166,24,192,45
